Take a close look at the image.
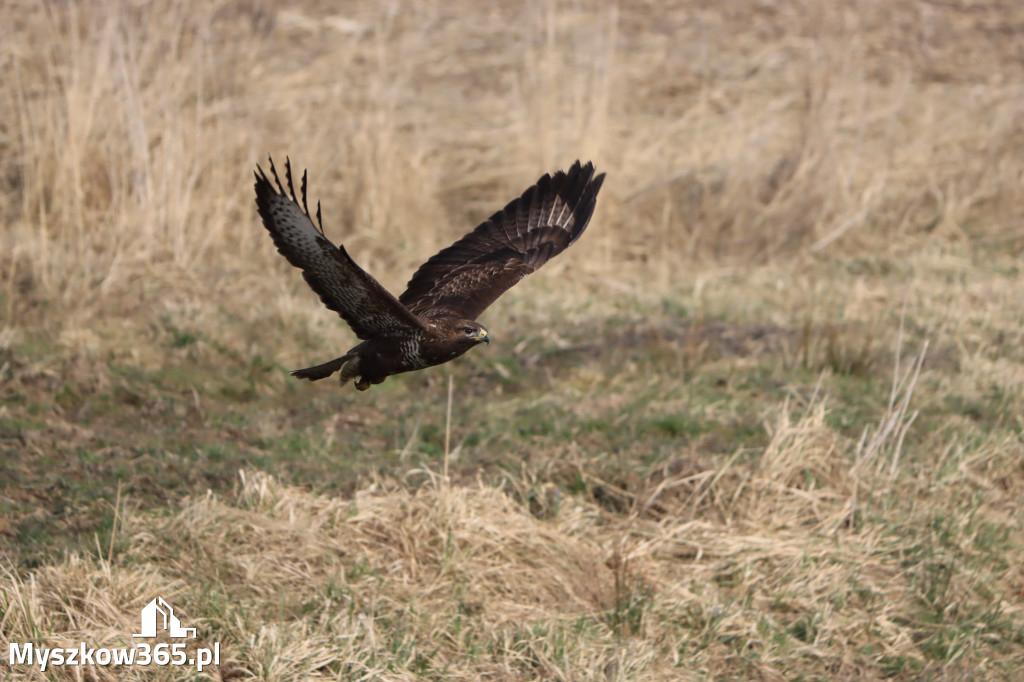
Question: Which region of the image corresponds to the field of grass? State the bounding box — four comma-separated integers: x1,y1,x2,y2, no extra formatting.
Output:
2,0,1024,679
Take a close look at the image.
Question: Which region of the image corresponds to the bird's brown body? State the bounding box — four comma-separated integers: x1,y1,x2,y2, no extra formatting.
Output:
290,316,485,390
254,158,605,390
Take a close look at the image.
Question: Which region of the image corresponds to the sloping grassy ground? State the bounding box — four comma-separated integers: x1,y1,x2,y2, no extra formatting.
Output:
3,249,1022,680
2,0,1024,679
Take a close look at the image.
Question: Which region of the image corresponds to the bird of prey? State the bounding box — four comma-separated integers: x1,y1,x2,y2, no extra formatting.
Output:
254,158,605,390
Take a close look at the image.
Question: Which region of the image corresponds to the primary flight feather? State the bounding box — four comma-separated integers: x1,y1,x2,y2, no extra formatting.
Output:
254,158,605,390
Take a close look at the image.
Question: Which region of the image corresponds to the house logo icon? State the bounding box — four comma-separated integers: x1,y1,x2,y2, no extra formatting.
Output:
133,597,197,638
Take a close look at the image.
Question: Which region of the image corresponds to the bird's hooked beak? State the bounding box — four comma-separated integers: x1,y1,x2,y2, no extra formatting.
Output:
474,328,490,344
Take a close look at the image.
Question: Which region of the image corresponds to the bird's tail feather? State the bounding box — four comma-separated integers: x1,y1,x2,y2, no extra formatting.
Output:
291,354,356,381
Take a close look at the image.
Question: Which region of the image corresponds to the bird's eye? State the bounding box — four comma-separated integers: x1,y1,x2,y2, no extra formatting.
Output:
463,327,475,335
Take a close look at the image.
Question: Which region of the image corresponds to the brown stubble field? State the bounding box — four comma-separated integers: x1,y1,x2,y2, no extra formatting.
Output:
2,0,1024,679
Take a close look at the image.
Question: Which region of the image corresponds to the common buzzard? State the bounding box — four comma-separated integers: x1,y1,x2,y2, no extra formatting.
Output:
254,158,605,390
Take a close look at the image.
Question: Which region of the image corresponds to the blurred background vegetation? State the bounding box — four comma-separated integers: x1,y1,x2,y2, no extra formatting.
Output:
1,1,1022,679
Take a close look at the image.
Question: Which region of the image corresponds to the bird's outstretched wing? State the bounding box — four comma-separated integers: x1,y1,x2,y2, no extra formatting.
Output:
398,161,605,320
254,158,425,340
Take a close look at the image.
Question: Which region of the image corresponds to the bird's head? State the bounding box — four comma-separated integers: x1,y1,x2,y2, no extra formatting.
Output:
458,321,489,345
435,319,490,362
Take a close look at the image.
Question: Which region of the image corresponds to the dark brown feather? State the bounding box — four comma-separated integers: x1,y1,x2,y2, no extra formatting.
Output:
254,158,425,340
399,160,606,320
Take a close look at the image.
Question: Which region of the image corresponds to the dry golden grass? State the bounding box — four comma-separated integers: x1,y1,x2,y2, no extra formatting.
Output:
2,0,1024,679
4,0,1022,320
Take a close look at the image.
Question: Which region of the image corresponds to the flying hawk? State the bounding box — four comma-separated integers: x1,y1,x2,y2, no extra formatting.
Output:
254,158,605,390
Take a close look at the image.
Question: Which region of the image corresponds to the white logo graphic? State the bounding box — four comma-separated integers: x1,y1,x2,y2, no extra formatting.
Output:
133,597,197,639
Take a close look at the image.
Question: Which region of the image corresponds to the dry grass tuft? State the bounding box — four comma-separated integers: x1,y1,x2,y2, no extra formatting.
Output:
4,421,1022,678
